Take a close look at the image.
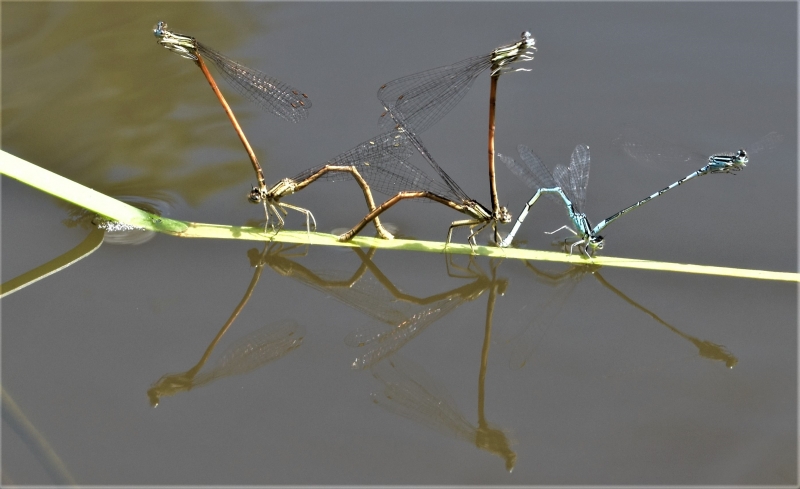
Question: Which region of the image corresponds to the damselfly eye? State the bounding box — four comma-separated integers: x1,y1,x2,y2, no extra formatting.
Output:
248,188,262,203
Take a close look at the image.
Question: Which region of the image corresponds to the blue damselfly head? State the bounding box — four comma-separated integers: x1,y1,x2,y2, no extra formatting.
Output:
735,149,749,166
153,21,168,38
707,148,749,174
153,21,198,60
590,235,605,250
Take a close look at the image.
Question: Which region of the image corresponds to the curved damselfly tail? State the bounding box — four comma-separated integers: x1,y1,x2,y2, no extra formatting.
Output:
498,144,591,249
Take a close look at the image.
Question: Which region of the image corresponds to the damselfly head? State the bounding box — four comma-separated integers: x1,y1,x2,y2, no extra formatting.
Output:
590,235,605,250
490,31,537,76
735,148,749,167
497,206,513,224
520,31,536,49
153,21,198,60
153,21,168,38
248,186,263,204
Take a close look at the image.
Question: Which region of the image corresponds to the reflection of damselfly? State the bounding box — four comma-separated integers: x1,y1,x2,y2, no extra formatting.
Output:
368,258,514,471
378,31,536,218
499,132,781,255
153,22,311,228
261,243,500,331
148,242,305,407
346,257,506,369
338,118,511,247
499,262,737,371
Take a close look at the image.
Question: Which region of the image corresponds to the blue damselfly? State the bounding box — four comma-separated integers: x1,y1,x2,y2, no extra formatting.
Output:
499,132,780,255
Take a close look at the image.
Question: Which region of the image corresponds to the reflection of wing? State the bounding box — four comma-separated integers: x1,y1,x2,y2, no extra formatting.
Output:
500,264,591,370
370,355,517,471
193,320,304,387
264,247,423,326
508,277,582,370
370,355,475,444
346,297,465,369
310,273,422,327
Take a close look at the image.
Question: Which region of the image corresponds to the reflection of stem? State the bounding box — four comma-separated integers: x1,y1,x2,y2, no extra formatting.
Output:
592,272,738,368
1,227,104,298
2,388,77,486
148,243,304,407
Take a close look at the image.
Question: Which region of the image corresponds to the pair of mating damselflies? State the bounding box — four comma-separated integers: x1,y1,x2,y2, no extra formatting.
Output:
498,131,781,256
154,21,536,245
335,30,535,246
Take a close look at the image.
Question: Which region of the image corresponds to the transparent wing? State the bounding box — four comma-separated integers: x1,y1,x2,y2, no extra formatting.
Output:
613,126,706,169
289,131,454,198
568,144,591,213
346,295,464,370
197,43,311,123
370,355,475,443
377,54,492,133
552,164,573,207
193,320,305,387
502,144,562,205
742,131,783,156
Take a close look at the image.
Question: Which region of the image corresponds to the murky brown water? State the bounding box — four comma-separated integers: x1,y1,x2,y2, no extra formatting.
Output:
2,2,796,485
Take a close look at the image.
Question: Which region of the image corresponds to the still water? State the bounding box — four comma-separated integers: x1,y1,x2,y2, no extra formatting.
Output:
2,2,797,485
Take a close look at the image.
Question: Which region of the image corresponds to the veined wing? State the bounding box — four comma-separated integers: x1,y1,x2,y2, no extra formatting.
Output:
194,319,305,387
370,355,476,443
553,145,591,214
499,144,562,206
197,43,311,123
378,54,492,133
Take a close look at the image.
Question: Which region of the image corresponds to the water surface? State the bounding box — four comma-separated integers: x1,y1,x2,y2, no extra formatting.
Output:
2,2,796,485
